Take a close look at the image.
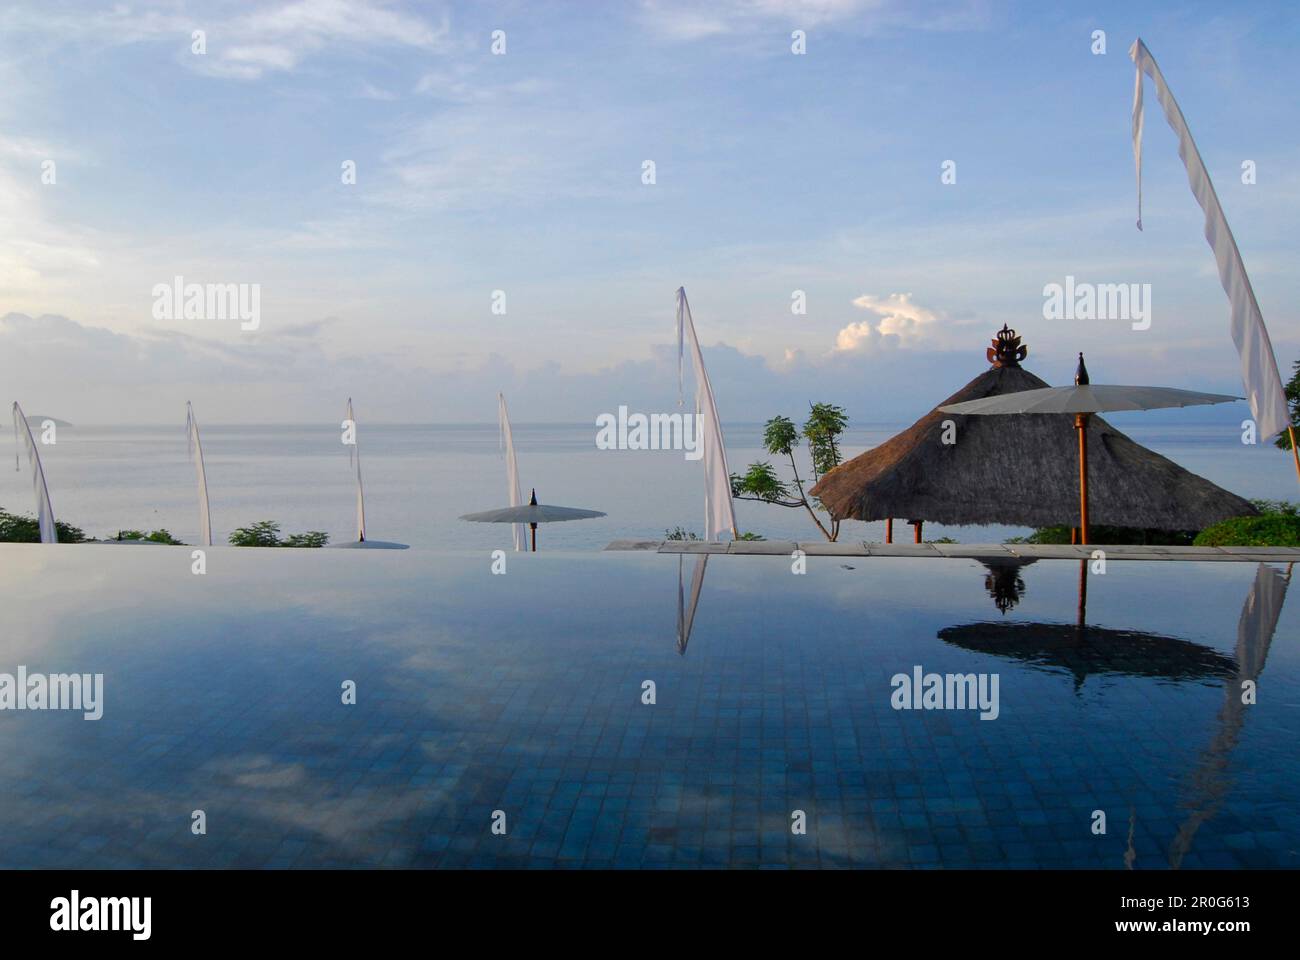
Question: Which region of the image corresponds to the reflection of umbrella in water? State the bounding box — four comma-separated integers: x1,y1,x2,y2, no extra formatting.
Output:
460,489,605,552
979,557,1037,615
937,621,1238,693
939,355,1241,544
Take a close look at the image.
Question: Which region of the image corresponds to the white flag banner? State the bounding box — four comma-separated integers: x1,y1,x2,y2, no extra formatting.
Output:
498,392,526,552
676,287,738,541
1130,38,1289,440
185,401,213,546
11,402,57,543
346,398,366,542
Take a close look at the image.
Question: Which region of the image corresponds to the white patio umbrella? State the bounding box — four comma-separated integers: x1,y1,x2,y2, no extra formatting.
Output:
460,489,605,552
939,355,1241,544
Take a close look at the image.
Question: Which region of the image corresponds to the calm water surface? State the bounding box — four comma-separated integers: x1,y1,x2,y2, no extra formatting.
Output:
0,546,1295,868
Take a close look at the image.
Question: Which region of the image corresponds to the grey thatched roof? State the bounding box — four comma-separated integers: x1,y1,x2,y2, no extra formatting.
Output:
810,356,1256,531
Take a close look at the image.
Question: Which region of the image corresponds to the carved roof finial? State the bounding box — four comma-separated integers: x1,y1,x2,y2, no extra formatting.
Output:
987,325,1027,368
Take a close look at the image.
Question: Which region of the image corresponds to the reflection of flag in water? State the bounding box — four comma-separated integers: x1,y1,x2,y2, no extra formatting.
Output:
1130,39,1289,442
185,402,212,546
676,288,738,541
11,402,56,543
1168,563,1290,869
676,554,709,656
498,393,526,552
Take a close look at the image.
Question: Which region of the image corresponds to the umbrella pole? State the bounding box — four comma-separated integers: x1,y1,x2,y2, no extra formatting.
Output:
885,519,892,544
530,523,537,552
1289,426,1300,487
1077,557,1088,628
1075,413,1090,545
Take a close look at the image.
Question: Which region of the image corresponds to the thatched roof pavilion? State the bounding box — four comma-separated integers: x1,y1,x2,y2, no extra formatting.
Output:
810,326,1255,532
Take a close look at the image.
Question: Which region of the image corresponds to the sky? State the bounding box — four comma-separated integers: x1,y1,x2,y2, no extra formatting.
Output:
0,0,1297,424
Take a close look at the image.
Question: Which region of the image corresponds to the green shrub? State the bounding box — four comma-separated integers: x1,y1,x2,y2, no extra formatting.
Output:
1194,513,1300,547
1007,525,1194,546
229,521,328,547
229,520,284,547
113,528,184,545
282,531,330,548
0,507,87,543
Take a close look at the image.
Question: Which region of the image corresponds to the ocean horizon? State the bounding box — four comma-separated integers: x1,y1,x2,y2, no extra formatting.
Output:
2,419,1290,551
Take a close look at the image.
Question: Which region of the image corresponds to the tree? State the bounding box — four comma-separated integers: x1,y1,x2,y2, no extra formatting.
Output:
0,507,87,543
1274,359,1300,450
229,521,329,547
229,520,283,547
730,403,848,541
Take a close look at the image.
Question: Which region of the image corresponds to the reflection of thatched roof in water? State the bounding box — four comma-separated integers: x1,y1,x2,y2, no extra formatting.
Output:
810,328,1255,530
979,557,1036,615
938,622,1238,691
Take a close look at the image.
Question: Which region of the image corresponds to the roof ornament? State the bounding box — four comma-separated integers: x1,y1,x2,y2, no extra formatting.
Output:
987,325,1027,368
1074,352,1090,385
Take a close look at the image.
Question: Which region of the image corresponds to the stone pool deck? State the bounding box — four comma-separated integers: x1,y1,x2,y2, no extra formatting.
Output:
605,540,1300,562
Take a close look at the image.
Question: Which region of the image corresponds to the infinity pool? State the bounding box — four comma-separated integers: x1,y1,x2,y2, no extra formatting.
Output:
0,545,1296,868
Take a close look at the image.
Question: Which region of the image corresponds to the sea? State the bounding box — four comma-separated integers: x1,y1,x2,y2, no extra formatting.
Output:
0,420,1291,551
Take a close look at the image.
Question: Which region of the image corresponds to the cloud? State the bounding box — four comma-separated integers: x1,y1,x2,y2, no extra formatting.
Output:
0,0,451,81
638,0,988,40
836,292,939,351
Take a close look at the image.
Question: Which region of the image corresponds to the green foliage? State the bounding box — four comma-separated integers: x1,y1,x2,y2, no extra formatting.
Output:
665,526,700,541
1194,512,1300,547
1007,525,1194,546
1274,360,1300,450
730,462,791,502
926,536,959,544
283,531,330,548
229,520,329,547
735,531,765,541
113,529,184,545
1249,498,1298,516
230,520,283,547
762,416,798,456
804,402,848,479
733,402,850,541
0,507,87,543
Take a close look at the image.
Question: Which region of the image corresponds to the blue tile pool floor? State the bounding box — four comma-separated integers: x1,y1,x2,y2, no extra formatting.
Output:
0,546,1296,868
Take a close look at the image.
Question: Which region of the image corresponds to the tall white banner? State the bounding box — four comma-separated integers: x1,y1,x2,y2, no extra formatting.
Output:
185,401,213,546
676,287,738,541
346,398,366,542
1131,38,1289,439
498,393,526,551
11,402,57,543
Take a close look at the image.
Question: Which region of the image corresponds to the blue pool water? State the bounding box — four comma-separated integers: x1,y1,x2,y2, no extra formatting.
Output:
0,545,1296,869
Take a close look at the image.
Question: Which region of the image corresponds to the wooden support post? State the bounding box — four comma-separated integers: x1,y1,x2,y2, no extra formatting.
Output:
1075,413,1090,546
885,519,893,544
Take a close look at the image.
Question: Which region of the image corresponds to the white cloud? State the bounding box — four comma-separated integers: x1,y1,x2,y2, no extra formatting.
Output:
638,0,987,40
1,0,451,81
836,292,939,351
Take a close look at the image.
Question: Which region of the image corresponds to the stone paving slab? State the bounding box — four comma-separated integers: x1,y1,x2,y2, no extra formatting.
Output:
795,541,873,556
603,539,664,551
1001,545,1088,559
613,540,1300,562
866,543,941,557
727,539,797,555
657,540,728,554
932,543,1015,558
1217,546,1300,555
